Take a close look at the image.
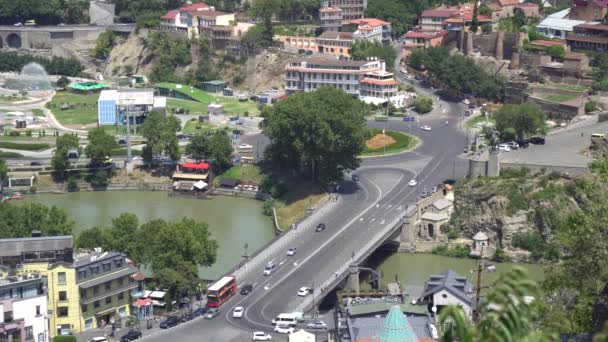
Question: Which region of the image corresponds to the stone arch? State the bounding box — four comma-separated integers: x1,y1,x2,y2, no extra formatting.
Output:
427,223,435,238
7,33,21,49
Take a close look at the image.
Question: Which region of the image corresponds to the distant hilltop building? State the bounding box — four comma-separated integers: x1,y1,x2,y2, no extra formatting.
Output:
320,0,368,32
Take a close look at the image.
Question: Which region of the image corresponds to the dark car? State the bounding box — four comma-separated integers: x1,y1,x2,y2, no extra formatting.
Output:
415,75,422,81
298,49,305,54
352,174,360,182
179,313,194,322
516,139,530,148
30,161,42,166
159,316,179,329
402,116,416,122
305,50,313,56
315,223,326,232
240,284,253,295
420,190,430,198
529,136,546,145
192,307,208,317
468,103,476,109
120,330,142,342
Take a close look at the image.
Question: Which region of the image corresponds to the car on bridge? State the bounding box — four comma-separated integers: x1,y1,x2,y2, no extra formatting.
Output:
252,332,272,341
287,247,297,256
240,284,253,295
420,125,432,131
315,223,326,232
274,324,294,334
233,306,244,318
306,321,327,330
297,287,311,296
120,330,142,342
159,316,179,329
408,179,417,187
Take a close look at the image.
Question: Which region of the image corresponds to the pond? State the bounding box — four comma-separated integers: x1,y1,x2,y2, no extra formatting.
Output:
22,191,275,280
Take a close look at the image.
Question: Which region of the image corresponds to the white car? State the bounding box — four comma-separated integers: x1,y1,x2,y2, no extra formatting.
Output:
233,306,244,318
274,324,294,334
498,144,511,152
298,287,311,296
408,179,417,187
420,125,432,131
252,331,272,341
306,321,328,330
286,247,296,256
238,143,253,150
463,99,471,105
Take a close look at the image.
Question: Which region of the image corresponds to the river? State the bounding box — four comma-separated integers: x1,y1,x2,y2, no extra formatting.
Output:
360,251,546,290
22,191,275,280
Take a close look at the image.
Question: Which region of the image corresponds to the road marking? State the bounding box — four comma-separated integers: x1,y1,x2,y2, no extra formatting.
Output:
380,219,385,225
369,218,375,223
279,259,286,266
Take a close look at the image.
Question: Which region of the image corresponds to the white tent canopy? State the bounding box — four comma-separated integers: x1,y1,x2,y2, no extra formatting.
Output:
193,180,208,189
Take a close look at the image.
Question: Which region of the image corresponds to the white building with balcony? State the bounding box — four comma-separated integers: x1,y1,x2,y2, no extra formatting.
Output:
348,18,392,44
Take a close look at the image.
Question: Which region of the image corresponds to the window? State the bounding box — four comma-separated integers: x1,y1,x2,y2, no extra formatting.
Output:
93,285,99,295
85,318,93,329
82,304,88,313
102,262,111,272
118,292,124,300
4,311,13,322
105,282,111,290
90,266,99,275
117,277,124,286
105,296,112,304
57,272,66,285
94,300,100,308
25,326,33,342
35,305,41,316
78,270,87,279
59,291,67,301
58,307,68,317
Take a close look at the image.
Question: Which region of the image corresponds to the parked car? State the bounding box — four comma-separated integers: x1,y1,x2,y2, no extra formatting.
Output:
305,50,313,56
298,287,311,297
468,102,475,109
252,332,272,341
351,174,360,181
306,321,328,330
498,144,511,152
420,190,430,198
159,316,179,329
205,308,220,319
90,338,107,342
505,141,519,150
408,179,417,187
529,136,546,145
30,161,42,166
179,313,194,322
420,125,432,131
464,110,471,117
120,330,142,342
233,306,244,318
274,324,294,334
402,116,416,122
287,247,297,256
240,284,253,295
298,49,305,54
516,139,530,148
315,223,326,232
463,99,471,105
192,307,208,317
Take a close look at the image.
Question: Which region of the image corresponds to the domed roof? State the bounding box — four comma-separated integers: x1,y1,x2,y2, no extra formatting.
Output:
374,306,417,342
473,231,489,241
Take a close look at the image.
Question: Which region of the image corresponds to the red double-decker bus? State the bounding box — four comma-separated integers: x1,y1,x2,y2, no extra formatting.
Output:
206,276,237,308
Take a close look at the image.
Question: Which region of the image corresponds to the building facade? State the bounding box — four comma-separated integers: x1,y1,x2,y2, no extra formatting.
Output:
419,10,454,31
348,18,392,44
326,0,368,21
359,70,398,99
566,23,608,51
316,31,353,57
319,6,343,32
97,89,166,126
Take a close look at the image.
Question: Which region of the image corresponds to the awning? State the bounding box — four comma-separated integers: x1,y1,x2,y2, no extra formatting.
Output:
133,298,152,307
181,162,210,170
149,291,166,299
95,307,117,316
172,173,209,181
193,180,208,189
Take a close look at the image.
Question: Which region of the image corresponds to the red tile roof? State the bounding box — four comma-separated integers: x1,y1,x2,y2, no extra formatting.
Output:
421,9,455,17
487,3,502,11
515,2,539,7
404,29,448,39
575,23,608,31
180,3,212,11
161,10,179,19
498,0,520,6
348,18,391,27
530,39,565,46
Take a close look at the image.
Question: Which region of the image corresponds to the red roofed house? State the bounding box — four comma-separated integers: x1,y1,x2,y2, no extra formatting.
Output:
347,18,392,44
403,30,448,58
420,9,455,31
160,3,215,36
443,12,492,31
514,3,540,17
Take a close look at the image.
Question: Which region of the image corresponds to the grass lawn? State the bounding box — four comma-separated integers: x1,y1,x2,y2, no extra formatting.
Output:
214,164,264,185
466,115,495,128
542,94,578,103
31,109,44,117
275,180,328,229
0,151,23,158
157,82,260,116
47,91,99,126
362,129,418,156
182,119,225,134
167,98,207,114
0,142,50,151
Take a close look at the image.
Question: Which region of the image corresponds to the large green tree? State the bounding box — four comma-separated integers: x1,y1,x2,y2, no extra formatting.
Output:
0,158,7,196
185,133,211,162
51,133,79,175
494,103,547,141
351,41,397,71
0,202,74,238
185,131,233,172
85,128,117,166
261,87,368,184
141,111,181,163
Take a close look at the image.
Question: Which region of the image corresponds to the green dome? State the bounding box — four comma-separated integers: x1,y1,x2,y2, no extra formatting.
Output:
375,305,418,342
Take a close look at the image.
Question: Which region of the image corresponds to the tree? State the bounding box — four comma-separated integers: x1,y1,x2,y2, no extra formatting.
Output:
494,103,547,141
513,8,527,29
481,23,492,34
0,158,6,196
106,213,142,263
413,96,433,114
75,226,109,249
479,4,492,16
85,128,117,166
185,133,210,162
470,0,480,33
56,76,70,90
208,131,234,173
141,111,181,163
351,41,397,71
0,202,74,239
92,31,115,59
261,14,274,47
261,87,368,184
52,134,79,175
439,267,554,341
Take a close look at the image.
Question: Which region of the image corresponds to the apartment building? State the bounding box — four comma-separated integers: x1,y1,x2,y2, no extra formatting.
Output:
359,70,398,99
348,18,392,44
419,10,454,31
403,30,448,58
74,251,138,332
316,31,354,57
566,23,608,51
320,6,343,32
0,271,49,342
326,0,368,21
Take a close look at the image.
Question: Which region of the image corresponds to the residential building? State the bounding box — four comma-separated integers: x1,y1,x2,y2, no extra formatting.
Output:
320,6,343,32
0,271,49,342
494,0,520,17
160,10,188,33
194,10,235,30
359,70,398,100
97,89,167,126
418,269,474,318
325,0,367,21
402,30,448,58
536,8,587,39
74,251,138,332
443,11,492,31
419,9,455,31
316,31,353,57
514,3,540,17
347,18,392,44
570,0,608,21
566,23,608,51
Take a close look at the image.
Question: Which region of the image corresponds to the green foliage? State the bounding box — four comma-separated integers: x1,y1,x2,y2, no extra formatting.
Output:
592,50,608,91
0,52,83,76
85,128,118,166
440,267,553,342
470,0,479,33
241,18,274,53
491,246,509,262
407,47,504,101
0,142,49,151
52,134,79,174
185,131,234,173
66,177,79,192
512,230,559,261
527,25,549,41
249,0,319,21
524,41,565,58
447,228,460,240
494,103,547,141
362,129,417,155
479,4,492,16
261,87,368,184
56,76,70,89
53,336,77,342
481,23,492,34
513,8,527,29
86,170,112,189
586,100,597,113
148,32,192,83
75,226,108,250
506,188,528,215
0,202,74,238
431,244,471,258
351,41,397,71
263,199,275,216
92,31,115,59
413,96,433,114
141,111,181,163
0,158,7,194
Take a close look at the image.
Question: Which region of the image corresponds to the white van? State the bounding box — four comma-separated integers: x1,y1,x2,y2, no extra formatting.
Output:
271,312,304,327
498,144,511,152
263,260,276,276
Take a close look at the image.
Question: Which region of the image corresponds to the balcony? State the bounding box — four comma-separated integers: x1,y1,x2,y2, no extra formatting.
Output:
80,282,138,305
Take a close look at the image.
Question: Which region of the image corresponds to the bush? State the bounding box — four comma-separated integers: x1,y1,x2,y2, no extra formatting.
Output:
432,244,471,258
263,199,274,216
585,101,596,113
413,96,433,114
482,23,492,34
512,230,559,261
86,170,111,189
66,177,79,192
29,186,37,194
491,247,509,262
447,229,460,240
9,131,20,136
53,337,77,342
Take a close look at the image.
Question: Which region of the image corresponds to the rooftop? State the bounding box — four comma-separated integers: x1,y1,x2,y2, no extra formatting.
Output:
318,31,354,40
347,316,432,341
420,269,474,306
74,250,123,268
179,3,212,11
575,23,608,31
0,235,73,258
498,0,520,6
348,17,391,27
377,306,418,342
530,39,566,47
404,30,448,39
420,212,449,221
421,9,455,17
537,16,587,31
431,198,453,211
473,231,489,241
191,9,229,18
290,57,376,67
161,10,179,19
